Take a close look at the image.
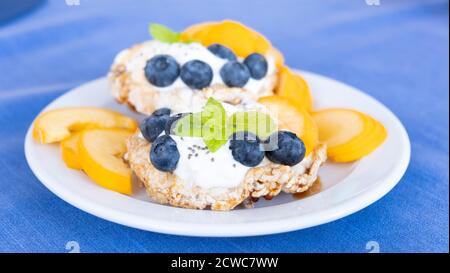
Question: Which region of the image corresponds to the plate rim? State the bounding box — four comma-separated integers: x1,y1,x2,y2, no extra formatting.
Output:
24,70,411,237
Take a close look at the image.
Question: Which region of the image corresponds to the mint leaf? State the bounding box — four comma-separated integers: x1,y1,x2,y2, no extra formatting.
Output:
203,98,226,122
229,111,276,139
182,38,197,44
201,98,229,152
173,113,203,137
149,23,181,43
203,138,228,153
172,98,275,153
202,115,231,151
203,110,230,153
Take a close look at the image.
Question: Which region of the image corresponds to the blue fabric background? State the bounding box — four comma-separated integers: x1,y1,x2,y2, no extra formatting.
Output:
0,0,448,253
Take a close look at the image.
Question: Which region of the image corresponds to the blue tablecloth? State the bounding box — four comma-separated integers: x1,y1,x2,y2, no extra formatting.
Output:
0,0,448,253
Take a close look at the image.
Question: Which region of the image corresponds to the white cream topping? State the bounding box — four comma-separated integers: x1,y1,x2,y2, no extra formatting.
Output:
171,132,314,190
120,40,276,95
172,136,250,189
168,102,246,189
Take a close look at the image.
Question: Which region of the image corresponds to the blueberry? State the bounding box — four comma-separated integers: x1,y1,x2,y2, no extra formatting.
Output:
220,61,250,87
139,108,171,142
164,113,189,135
150,135,180,172
208,44,237,61
180,60,213,89
152,107,171,116
229,131,264,167
144,55,180,87
265,131,305,166
244,53,268,79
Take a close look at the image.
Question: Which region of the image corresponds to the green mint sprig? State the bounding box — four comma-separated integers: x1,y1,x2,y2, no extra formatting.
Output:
173,98,276,153
149,23,196,44
228,111,276,140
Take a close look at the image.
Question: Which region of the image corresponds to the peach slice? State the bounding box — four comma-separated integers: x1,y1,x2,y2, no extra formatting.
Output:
313,109,366,148
258,95,319,156
181,21,216,42
61,132,82,170
78,129,133,195
330,117,387,163
182,20,284,67
326,114,375,156
276,66,313,111
267,47,285,69
312,108,387,162
33,107,137,144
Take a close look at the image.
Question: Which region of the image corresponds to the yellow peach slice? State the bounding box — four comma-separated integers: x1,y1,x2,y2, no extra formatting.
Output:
182,20,284,67
183,20,270,56
330,118,387,163
33,107,137,144
312,109,387,162
61,132,82,170
258,95,319,156
266,47,285,69
78,129,133,195
326,114,375,157
181,21,217,42
276,66,313,111
303,108,320,155
313,109,366,148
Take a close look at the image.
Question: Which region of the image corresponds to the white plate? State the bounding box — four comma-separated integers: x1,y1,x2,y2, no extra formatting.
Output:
24,71,410,237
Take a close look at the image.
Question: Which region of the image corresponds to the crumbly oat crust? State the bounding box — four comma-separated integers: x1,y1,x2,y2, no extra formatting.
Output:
125,134,327,211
